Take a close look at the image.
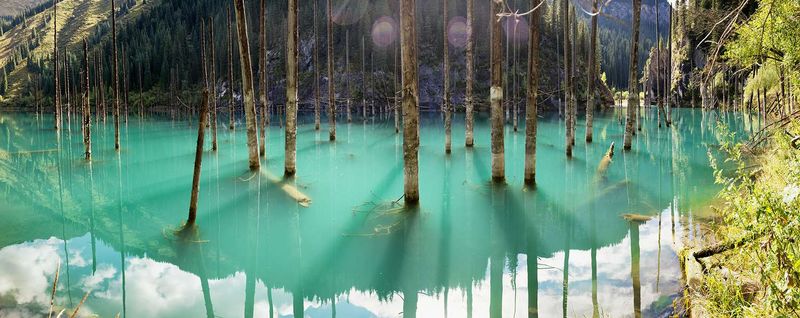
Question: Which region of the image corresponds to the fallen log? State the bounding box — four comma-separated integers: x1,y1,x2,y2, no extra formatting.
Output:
596,142,615,179
693,232,757,259
621,213,652,223
260,168,312,207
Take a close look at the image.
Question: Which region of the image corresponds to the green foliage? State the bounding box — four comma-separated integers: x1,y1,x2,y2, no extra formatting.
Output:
703,124,800,316
725,0,800,70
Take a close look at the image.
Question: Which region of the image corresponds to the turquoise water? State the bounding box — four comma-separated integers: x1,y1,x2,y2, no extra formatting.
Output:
0,108,756,317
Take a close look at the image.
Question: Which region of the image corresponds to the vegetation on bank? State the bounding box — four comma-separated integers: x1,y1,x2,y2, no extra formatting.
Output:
693,123,800,316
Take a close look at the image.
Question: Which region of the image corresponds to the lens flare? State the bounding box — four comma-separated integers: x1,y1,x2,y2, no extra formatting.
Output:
332,0,368,26
502,17,529,43
371,16,397,48
447,16,468,48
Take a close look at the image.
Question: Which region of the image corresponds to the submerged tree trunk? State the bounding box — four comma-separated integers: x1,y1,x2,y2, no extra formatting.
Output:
623,0,642,151
401,0,419,203
346,30,352,123
524,0,541,186
233,0,261,171
465,0,474,147
563,0,573,157
666,4,672,126
53,0,61,131
83,39,91,161
209,20,219,151
327,0,336,141
443,0,451,154
585,0,598,143
258,0,268,157
313,0,321,130
228,6,236,130
285,0,299,175
187,90,210,227
112,0,120,150
490,0,505,181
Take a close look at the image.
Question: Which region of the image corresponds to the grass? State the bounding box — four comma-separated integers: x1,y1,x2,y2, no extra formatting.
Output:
693,121,800,317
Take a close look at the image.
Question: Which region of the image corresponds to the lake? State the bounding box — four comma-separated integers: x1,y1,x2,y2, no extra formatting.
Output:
0,107,758,317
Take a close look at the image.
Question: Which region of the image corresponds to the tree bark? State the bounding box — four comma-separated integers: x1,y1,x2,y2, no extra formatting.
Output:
314,0,321,130
443,0,451,154
112,0,120,150
346,30,352,123
187,90,209,227
655,1,664,128
623,0,642,151
401,0,419,203
585,0,598,143
666,4,672,126
53,0,60,131
285,0,299,175
327,0,336,141
233,0,261,171
209,19,219,151
524,0,541,186
490,0,505,181
228,6,235,130
258,0,268,157
563,0,573,157
83,39,91,161
465,0,474,147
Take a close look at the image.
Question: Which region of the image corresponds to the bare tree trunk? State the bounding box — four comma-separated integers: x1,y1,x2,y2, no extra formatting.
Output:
65,54,71,127
394,38,399,133
401,0,419,203
623,0,642,151
233,0,261,171
83,39,91,161
209,19,219,151
346,30,352,123
314,0,321,130
585,0,598,143
187,90,209,228
666,4,672,126
100,51,105,122
655,1,664,128
258,0,268,157
53,0,60,130
563,0,573,157
327,0,336,141
112,0,120,150
490,0,505,181
363,37,367,121
524,0,541,186
95,54,100,120
443,0,451,154
123,45,129,124
464,0,474,147
228,6,235,130
285,0,299,175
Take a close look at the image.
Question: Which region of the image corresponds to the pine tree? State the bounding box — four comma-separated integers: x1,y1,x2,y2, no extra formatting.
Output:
285,0,299,175
327,0,336,141
401,0,419,203
623,0,642,151
585,0,598,143
442,0,451,154
53,0,60,130
232,0,261,171
490,0,505,181
465,0,474,147
525,0,542,186
112,0,120,150
83,39,91,160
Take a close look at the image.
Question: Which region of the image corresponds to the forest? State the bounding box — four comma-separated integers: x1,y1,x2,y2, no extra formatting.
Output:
0,0,798,317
